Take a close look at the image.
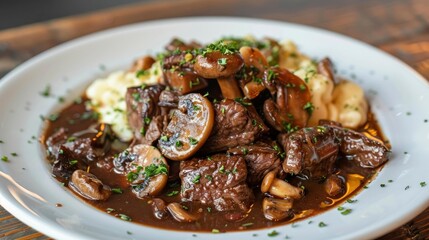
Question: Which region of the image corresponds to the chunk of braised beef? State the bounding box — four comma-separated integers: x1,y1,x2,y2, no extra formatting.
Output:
125,85,165,142
52,146,86,180
62,138,107,162
179,154,254,212
142,115,168,146
202,99,268,153
278,123,390,179
45,127,68,158
278,126,339,179
228,141,282,186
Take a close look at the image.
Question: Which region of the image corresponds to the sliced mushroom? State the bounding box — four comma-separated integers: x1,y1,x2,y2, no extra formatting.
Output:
263,197,294,221
194,51,244,99
262,176,304,200
124,144,169,198
167,202,199,223
239,46,268,99
151,198,169,219
163,68,208,95
130,55,155,72
263,67,312,131
69,170,111,201
317,57,337,84
158,93,214,160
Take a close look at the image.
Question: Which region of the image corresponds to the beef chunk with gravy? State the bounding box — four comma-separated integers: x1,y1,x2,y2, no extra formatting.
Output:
179,154,254,212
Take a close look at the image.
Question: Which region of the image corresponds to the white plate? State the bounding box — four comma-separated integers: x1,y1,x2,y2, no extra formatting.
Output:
1,17,429,240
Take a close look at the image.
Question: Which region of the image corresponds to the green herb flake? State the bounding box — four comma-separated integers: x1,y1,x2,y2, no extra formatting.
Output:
380,184,386,187
111,188,123,194
136,70,147,78
166,190,179,197
0,140,3,143
144,163,168,178
241,147,249,155
303,102,315,115
40,85,51,97
346,199,357,203
140,126,146,136
126,231,132,235
175,140,183,148
341,209,352,215
234,97,252,106
205,174,213,181
203,92,209,97
217,58,227,66
211,228,220,234
48,113,60,121
241,222,254,227
11,153,18,157
189,137,199,145
267,69,277,82
219,165,225,174
318,222,327,227
420,182,427,187
388,180,393,183
1,156,9,162
69,159,78,165
267,230,279,237
337,206,344,211
106,208,115,213
405,185,410,190
160,135,169,142
192,174,201,184
207,207,212,212
119,214,132,221
193,105,201,111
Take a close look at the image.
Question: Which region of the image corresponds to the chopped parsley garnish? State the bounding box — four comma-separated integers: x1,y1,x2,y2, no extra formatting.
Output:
341,208,352,215
234,97,252,106
282,121,299,133
299,84,307,91
203,92,209,97
175,140,183,148
40,85,51,97
188,137,199,145
303,102,315,115
192,105,201,111
166,190,179,196
211,229,220,233
144,163,168,178
111,188,123,194
160,135,169,142
69,159,78,165
346,199,357,203
318,222,327,227
189,78,200,88
1,156,9,162
207,207,212,212
0,140,3,143
267,69,277,82
132,92,141,101
144,117,151,125
420,182,427,187
241,222,254,227
221,107,226,114
205,175,213,181
106,208,115,213
136,70,147,78
11,153,18,157
217,58,227,66
267,230,279,237
140,126,146,136
192,174,201,184
405,185,410,190
204,40,239,55
219,165,225,174
241,147,249,155
118,214,132,221
380,184,386,187
48,113,60,121
388,180,393,183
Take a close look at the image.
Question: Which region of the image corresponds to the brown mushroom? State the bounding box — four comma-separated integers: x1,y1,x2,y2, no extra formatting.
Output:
262,197,294,221
158,93,214,160
261,173,304,200
69,170,111,201
130,55,155,72
150,198,169,219
167,202,199,223
263,67,312,132
317,57,337,84
239,46,268,99
194,51,244,99
124,144,169,198
163,68,208,95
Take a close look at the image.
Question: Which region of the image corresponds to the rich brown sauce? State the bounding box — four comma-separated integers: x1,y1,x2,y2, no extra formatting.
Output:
42,97,386,233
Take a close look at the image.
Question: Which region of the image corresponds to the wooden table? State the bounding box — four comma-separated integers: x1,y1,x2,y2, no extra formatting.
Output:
1,0,429,239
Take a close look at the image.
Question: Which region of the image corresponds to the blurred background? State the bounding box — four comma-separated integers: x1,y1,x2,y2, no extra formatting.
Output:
0,0,147,30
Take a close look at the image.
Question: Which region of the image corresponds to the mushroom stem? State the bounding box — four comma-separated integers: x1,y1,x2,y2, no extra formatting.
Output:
217,76,243,99
269,178,304,199
167,203,199,223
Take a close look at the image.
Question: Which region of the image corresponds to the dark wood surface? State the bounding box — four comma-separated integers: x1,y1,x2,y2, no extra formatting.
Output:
1,0,429,239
